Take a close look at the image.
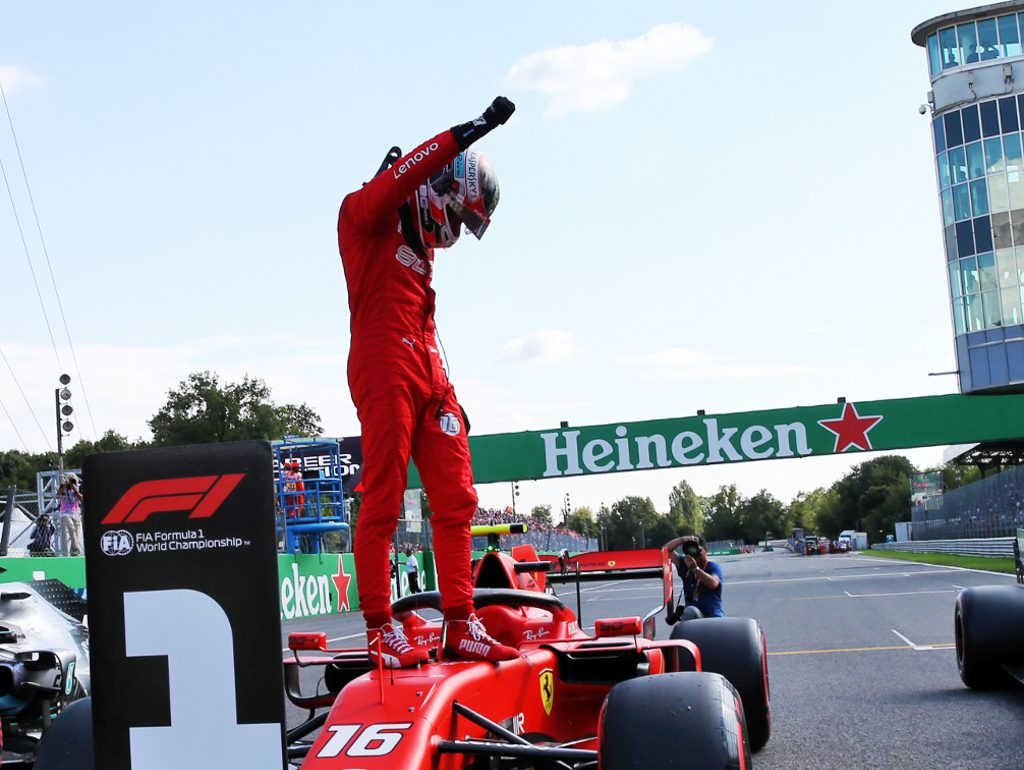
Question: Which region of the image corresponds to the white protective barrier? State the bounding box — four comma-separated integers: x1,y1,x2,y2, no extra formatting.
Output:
871,537,1014,558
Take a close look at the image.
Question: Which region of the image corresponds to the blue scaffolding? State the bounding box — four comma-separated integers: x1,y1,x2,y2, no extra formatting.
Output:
274,438,350,554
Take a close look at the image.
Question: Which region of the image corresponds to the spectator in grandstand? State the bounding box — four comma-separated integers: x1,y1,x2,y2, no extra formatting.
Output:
339,97,517,668
56,473,83,557
664,534,724,618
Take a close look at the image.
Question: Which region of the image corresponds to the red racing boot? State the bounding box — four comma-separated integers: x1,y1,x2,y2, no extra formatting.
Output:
442,612,520,663
367,622,430,669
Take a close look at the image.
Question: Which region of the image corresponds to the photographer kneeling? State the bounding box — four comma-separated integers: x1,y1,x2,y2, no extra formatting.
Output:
664,534,724,619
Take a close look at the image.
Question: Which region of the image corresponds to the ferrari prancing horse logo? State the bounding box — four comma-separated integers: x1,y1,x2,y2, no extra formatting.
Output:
539,669,554,715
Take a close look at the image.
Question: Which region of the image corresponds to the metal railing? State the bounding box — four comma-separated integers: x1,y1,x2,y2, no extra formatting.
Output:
871,537,1014,558
1,487,45,557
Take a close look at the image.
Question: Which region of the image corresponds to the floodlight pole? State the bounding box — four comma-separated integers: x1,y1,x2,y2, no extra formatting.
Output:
55,386,64,478
54,374,73,481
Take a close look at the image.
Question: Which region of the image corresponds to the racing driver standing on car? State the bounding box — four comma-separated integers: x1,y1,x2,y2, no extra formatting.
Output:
338,96,519,668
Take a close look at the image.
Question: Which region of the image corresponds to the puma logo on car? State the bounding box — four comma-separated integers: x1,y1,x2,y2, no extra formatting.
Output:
458,638,492,657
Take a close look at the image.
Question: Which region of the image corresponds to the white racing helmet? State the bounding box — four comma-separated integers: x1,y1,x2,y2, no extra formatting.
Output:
414,150,500,249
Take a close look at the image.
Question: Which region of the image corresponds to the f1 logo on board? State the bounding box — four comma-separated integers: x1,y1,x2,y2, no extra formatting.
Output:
101,474,244,525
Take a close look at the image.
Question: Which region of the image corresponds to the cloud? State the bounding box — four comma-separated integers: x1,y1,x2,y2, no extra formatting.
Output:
506,23,713,116
614,346,810,380
501,329,578,365
0,66,43,93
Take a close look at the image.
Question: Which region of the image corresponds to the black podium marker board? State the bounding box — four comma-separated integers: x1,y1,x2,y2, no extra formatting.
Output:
83,440,285,769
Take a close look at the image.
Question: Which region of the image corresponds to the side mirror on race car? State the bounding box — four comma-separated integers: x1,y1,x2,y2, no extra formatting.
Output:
288,632,327,652
594,617,643,638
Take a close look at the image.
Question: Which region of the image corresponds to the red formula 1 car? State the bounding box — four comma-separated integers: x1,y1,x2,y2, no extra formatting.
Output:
284,525,771,769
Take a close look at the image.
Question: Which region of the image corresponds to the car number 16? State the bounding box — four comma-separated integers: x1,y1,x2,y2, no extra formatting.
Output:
317,722,414,758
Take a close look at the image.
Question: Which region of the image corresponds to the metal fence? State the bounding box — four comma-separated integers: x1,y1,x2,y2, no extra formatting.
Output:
473,530,596,554
910,465,1024,540
872,537,1014,558
2,486,596,558
706,538,745,551
350,519,596,556
1,489,46,557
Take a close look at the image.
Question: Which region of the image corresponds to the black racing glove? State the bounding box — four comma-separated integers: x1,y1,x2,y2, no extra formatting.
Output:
451,96,516,149
483,96,515,126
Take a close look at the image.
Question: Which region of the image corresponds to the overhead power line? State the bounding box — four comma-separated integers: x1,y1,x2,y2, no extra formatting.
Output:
0,147,63,370
0,345,53,452
0,73,97,441
0,393,30,453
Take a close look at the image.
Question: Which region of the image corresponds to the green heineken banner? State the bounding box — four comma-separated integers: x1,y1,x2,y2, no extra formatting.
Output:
278,552,437,619
409,393,1024,486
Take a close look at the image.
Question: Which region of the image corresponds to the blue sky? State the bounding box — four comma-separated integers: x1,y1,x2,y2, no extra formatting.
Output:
1,1,972,518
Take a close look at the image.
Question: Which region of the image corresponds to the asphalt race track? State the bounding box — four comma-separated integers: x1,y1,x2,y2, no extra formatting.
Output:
281,550,1024,769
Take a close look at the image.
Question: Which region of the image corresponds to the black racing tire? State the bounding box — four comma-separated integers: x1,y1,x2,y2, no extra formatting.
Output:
33,696,94,770
955,585,1024,689
599,672,750,770
670,617,771,752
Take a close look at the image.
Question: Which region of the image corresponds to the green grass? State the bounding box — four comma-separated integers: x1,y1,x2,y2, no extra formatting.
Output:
862,548,1018,575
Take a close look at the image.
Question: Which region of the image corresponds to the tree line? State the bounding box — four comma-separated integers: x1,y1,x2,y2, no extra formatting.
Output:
551,455,984,550
0,371,321,491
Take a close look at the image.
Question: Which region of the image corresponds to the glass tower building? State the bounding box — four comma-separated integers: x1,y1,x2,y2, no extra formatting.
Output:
914,2,1024,392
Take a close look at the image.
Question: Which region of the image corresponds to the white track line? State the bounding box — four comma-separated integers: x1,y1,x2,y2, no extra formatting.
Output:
844,589,958,598
892,629,916,647
891,629,947,651
729,568,957,586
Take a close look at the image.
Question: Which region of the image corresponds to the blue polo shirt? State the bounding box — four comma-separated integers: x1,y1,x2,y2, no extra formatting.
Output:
678,560,724,617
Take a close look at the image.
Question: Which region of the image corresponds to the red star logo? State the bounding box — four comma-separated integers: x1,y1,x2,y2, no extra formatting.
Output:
818,402,883,453
331,561,352,612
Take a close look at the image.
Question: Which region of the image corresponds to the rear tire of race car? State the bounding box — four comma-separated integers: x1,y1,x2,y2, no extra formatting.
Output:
670,617,771,752
955,585,1024,689
599,672,750,770
33,696,94,770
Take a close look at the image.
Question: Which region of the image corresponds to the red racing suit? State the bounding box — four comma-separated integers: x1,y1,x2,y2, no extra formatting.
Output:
281,470,305,518
338,129,478,629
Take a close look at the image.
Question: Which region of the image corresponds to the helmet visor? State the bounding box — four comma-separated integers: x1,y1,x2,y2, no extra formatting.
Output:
451,200,490,239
